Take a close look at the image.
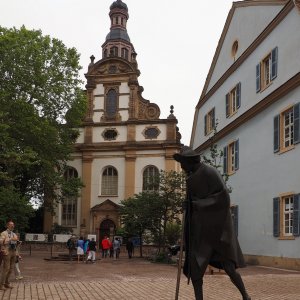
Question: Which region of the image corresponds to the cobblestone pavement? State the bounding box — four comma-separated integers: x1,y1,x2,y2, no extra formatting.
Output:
1,252,300,299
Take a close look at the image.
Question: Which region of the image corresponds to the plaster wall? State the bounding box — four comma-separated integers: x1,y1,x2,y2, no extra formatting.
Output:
93,84,105,96
76,128,84,144
208,5,284,91
94,96,104,111
119,82,130,94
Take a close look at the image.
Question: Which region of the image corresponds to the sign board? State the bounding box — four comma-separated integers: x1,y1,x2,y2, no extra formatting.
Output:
53,234,72,243
87,234,97,242
25,233,48,242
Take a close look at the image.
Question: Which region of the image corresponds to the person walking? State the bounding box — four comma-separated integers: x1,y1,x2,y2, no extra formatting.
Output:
15,240,23,280
0,220,19,290
76,237,84,263
101,236,110,258
66,235,76,261
126,238,134,259
83,239,89,262
86,238,97,263
173,146,251,300
113,237,121,260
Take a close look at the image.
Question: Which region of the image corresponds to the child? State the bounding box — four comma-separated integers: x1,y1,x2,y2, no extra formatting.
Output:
15,240,23,280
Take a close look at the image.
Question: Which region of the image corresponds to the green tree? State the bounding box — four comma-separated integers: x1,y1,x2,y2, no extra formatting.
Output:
120,171,186,256
0,26,87,224
157,170,186,252
0,187,34,232
165,222,181,246
120,192,163,257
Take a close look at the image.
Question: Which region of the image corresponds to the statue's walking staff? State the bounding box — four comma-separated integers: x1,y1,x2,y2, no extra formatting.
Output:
175,191,191,300
175,210,185,300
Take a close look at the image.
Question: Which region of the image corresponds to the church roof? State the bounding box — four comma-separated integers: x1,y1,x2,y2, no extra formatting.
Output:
105,28,131,42
110,0,128,11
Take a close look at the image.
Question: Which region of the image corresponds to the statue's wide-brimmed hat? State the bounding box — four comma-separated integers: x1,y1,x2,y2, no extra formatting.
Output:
173,146,200,162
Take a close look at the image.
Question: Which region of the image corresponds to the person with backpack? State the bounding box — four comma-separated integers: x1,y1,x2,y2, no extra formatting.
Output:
66,235,76,262
86,238,97,263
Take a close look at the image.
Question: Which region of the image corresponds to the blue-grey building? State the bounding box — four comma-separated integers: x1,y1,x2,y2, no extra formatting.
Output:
190,0,300,270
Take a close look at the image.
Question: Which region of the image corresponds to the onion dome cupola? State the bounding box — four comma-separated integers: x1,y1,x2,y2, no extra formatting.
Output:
102,0,136,62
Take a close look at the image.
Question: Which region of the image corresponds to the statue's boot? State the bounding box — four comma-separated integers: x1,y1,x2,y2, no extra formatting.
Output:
191,278,203,300
223,261,251,300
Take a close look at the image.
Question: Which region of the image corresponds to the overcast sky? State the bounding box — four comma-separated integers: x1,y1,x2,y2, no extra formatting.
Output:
0,0,234,145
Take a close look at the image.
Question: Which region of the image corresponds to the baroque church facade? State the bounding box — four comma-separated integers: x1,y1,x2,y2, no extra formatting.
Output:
44,0,182,239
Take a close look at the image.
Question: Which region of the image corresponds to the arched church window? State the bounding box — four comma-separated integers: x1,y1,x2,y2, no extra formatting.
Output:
104,49,108,58
105,89,118,118
101,166,118,195
143,165,159,192
62,167,78,226
121,48,129,60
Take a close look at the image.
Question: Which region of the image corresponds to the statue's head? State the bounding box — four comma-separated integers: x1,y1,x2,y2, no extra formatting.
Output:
173,146,200,173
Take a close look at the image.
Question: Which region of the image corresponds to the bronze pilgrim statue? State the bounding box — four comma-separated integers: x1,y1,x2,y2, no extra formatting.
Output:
173,146,251,300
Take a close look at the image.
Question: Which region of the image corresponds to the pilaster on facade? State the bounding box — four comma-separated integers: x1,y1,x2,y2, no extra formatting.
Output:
81,153,93,235
124,149,136,199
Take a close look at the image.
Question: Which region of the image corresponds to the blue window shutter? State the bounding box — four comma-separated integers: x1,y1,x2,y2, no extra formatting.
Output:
294,103,300,144
293,194,300,237
256,63,261,93
273,197,280,237
236,82,241,109
212,108,215,130
231,205,239,236
204,114,207,135
234,139,239,170
273,115,280,153
223,146,228,174
226,93,230,117
271,47,278,80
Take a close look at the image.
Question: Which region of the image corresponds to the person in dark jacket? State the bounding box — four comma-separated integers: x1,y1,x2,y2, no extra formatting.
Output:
173,146,251,300
126,238,134,259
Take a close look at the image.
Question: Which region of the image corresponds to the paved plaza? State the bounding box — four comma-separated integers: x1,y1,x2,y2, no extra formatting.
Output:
1,252,300,299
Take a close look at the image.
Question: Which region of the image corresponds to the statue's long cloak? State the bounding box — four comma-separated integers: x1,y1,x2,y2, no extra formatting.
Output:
183,163,245,280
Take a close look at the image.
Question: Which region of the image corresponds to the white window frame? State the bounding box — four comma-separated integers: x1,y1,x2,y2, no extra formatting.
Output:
283,195,294,237
101,166,118,196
